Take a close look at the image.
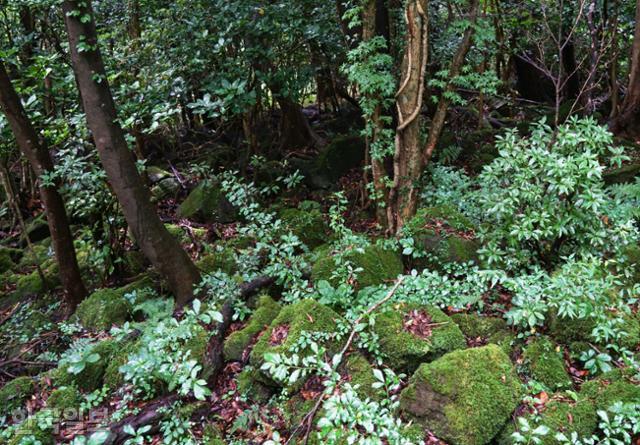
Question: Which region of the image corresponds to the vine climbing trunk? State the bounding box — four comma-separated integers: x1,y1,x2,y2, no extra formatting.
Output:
61,0,201,307
388,0,428,232
0,61,87,311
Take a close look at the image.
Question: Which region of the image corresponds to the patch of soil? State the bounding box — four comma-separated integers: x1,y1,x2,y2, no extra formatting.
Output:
300,375,325,401
466,336,489,348
269,324,290,346
403,309,434,339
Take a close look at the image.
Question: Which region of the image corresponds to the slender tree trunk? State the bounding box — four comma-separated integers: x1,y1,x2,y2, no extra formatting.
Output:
388,0,428,232
61,0,201,307
611,0,640,137
609,0,620,119
0,61,87,311
127,0,141,40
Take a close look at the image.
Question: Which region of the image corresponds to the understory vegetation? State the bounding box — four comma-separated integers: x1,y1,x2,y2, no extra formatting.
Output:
1,1,640,445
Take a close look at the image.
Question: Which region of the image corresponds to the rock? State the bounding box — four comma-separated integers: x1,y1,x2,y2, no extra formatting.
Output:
278,202,328,248
22,214,50,244
450,313,514,353
196,243,238,275
548,311,640,351
497,395,597,445
0,376,36,417
47,386,81,410
580,369,640,411
522,336,572,390
7,420,53,445
311,244,403,289
250,299,345,388
177,180,236,223
103,338,140,389
236,369,273,404
74,275,154,330
12,265,60,299
400,345,522,445
404,206,479,271
342,353,380,401
313,134,365,182
145,166,172,183
603,163,640,185
51,339,118,392
372,304,466,372
151,177,181,200
223,295,281,362
0,246,19,274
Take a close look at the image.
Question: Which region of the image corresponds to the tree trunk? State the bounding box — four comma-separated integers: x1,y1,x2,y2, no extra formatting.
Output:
61,0,201,307
276,96,321,149
0,61,87,311
388,0,428,232
611,0,640,138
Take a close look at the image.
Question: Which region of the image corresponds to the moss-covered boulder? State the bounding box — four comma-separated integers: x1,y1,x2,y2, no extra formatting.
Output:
0,246,18,274
47,386,81,410
580,369,640,411
522,336,571,390
177,180,236,223
400,345,522,445
313,134,365,182
103,338,141,389
52,339,118,392
12,265,60,299
6,419,54,445
0,376,36,417
497,395,597,445
278,202,328,248
404,206,479,271
224,295,281,362
311,244,403,289
603,162,640,185
250,300,345,386
236,368,273,404
372,304,466,372
548,312,640,350
74,275,154,329
450,313,514,353
196,245,237,275
342,353,380,401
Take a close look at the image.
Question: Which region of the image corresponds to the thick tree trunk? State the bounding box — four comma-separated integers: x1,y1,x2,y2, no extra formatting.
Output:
61,0,201,307
276,96,321,149
611,0,640,138
0,61,87,311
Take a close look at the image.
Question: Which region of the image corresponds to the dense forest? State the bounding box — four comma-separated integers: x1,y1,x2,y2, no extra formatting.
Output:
1,0,640,444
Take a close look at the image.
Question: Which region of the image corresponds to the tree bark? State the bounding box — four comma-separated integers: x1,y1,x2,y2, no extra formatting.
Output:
0,61,87,310
611,0,640,138
61,0,201,307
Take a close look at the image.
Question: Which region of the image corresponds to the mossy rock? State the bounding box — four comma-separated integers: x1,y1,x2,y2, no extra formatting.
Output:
52,339,118,392
22,214,50,244
603,162,640,185
404,206,479,271
450,313,514,354
522,336,572,390
74,275,154,330
497,395,597,445
196,245,237,275
373,304,466,372
0,376,36,417
151,178,180,200
236,368,273,404
278,204,328,248
342,353,380,401
224,295,281,362
47,386,81,410
12,266,60,299
103,338,141,389
311,244,403,289
548,312,640,350
250,300,345,387
177,180,236,223
0,246,19,274
313,134,365,181
164,224,208,245
580,369,640,411
400,345,522,445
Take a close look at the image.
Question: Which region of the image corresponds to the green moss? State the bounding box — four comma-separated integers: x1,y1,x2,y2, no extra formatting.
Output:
52,339,117,391
278,205,328,248
224,295,281,362
451,313,514,354
581,369,640,411
400,345,522,445
47,386,81,410
0,376,36,417
311,244,403,289
373,304,466,372
184,325,210,366
196,246,237,275
549,312,640,350
523,336,572,390
177,180,236,223
407,206,474,232
13,265,60,299
7,419,53,445
74,288,131,330
236,369,272,403
0,246,18,274
103,339,141,389
343,354,379,401
497,395,597,445
314,134,365,181
250,300,345,386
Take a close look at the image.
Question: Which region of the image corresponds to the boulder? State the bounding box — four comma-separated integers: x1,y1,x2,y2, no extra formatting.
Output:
0,376,36,417
278,201,328,248
450,313,514,353
400,345,522,445
178,180,236,223
312,244,403,289
313,134,365,182
372,304,466,372
522,336,572,390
